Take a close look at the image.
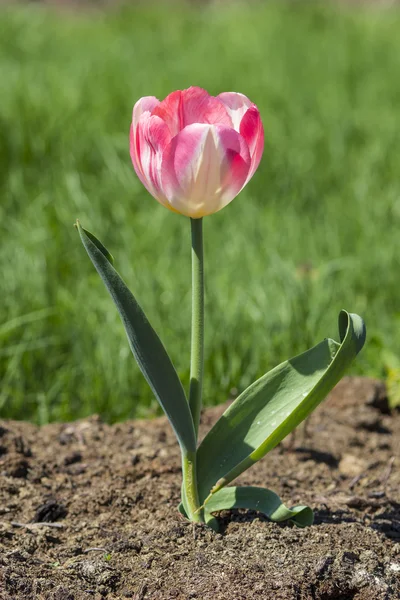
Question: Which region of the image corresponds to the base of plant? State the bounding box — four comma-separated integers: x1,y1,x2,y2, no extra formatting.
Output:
179,486,313,531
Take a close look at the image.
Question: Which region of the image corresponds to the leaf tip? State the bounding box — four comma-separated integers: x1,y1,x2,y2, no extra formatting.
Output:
339,310,366,354
77,224,115,265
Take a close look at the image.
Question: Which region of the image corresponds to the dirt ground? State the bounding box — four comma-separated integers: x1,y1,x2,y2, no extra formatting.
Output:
0,376,399,599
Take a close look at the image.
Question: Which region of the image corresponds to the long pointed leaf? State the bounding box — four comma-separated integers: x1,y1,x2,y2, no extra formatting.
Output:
76,221,196,454
205,486,313,528
197,311,365,502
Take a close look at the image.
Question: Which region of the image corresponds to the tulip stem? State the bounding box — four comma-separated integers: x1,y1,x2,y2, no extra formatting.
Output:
189,217,204,438
182,451,203,522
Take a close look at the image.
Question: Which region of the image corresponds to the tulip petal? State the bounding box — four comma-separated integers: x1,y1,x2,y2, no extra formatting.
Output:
132,96,160,128
180,87,233,128
130,123,149,192
161,123,251,218
153,87,232,137
239,106,264,183
217,92,254,131
218,92,264,184
130,114,172,206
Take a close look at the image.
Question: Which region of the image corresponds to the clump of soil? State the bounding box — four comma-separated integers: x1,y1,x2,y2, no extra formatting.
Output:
0,377,399,599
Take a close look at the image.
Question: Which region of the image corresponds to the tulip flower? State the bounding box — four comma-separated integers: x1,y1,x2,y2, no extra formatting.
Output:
130,86,264,218
76,86,366,531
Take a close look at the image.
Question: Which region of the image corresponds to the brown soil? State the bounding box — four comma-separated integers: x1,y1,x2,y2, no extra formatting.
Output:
0,376,399,600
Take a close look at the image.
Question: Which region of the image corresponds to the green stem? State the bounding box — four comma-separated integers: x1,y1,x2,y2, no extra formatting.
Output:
181,218,204,524
189,217,204,437
182,451,203,522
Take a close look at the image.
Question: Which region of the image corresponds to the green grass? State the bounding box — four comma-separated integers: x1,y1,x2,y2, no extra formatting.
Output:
1,2,400,423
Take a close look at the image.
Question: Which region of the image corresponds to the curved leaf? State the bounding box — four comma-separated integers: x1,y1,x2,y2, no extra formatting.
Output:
76,221,196,454
197,311,366,502
205,486,313,528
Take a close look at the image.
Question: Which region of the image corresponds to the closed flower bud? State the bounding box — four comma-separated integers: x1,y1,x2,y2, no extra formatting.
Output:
130,86,264,218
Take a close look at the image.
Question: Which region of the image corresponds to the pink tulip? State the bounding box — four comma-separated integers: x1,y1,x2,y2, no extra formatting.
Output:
130,87,264,218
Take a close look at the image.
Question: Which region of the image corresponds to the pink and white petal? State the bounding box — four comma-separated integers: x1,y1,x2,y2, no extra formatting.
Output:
216,126,252,207
180,87,232,129
132,96,160,128
141,115,172,199
239,106,264,183
152,90,182,137
161,123,250,218
217,92,253,132
153,87,232,136
130,114,172,207
130,123,153,193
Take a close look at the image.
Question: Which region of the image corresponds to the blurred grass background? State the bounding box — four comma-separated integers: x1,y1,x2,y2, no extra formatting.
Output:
1,1,400,424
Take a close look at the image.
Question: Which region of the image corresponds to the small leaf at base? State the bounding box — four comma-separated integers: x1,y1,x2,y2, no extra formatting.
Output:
205,486,313,528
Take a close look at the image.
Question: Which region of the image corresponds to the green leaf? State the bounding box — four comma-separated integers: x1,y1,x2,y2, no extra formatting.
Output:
205,486,313,528
75,223,115,264
76,221,196,454
197,311,366,502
